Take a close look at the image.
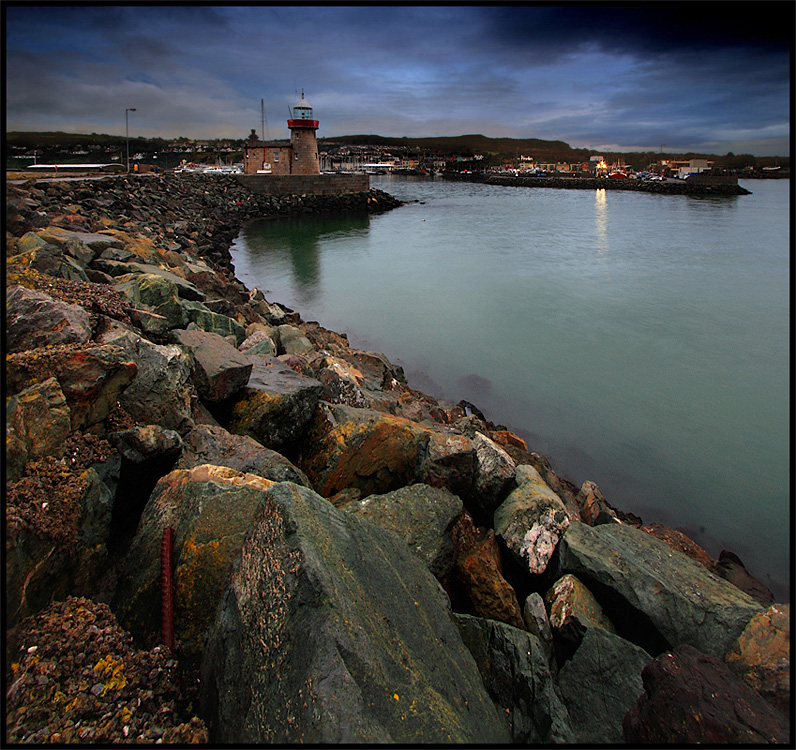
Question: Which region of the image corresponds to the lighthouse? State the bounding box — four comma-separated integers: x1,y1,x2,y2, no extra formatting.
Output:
287,90,320,175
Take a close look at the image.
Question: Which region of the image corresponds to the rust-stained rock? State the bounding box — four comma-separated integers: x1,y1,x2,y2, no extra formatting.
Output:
6,344,138,432
6,377,71,461
640,522,714,570
576,480,619,526
724,603,790,714
490,429,528,452
451,511,524,629
714,549,775,606
296,402,433,498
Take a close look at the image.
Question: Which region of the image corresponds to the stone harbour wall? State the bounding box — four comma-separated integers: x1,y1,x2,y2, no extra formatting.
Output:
235,172,370,196
4,171,789,744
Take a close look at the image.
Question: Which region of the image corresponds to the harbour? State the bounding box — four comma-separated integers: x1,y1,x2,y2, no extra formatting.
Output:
231,174,790,600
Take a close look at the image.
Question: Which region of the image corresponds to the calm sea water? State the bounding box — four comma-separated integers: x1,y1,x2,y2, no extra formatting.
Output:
231,176,790,600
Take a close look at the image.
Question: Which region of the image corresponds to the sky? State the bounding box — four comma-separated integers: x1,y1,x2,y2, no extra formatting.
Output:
4,4,793,156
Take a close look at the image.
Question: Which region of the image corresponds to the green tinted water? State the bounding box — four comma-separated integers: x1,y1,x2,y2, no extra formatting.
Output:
231,176,790,599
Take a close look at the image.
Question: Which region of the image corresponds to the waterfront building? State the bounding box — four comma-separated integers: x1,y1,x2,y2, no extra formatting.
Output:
244,91,320,175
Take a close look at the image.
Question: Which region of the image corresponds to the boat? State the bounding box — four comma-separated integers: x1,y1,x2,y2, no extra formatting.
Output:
608,171,628,179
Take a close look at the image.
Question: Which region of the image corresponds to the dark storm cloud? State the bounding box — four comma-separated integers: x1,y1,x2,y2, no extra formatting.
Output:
4,4,791,155
482,3,793,57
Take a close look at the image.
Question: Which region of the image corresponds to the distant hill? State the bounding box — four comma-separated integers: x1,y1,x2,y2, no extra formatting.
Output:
319,133,591,161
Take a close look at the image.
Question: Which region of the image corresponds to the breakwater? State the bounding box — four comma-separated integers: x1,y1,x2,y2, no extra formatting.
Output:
445,171,752,195
5,173,788,743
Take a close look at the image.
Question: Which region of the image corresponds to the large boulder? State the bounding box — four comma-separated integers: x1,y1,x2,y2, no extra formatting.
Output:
556,522,764,657
450,511,524,629
6,286,92,352
296,402,433,498
493,465,569,576
453,614,573,743
557,627,650,744
623,644,790,744
175,423,310,486
96,327,194,434
724,603,790,714
343,484,462,580
199,482,509,744
6,377,71,461
113,465,276,660
170,328,252,402
26,227,126,255
9,245,90,283
228,355,322,454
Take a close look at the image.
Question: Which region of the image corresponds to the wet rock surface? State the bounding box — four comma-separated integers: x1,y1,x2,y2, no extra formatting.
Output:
5,172,787,743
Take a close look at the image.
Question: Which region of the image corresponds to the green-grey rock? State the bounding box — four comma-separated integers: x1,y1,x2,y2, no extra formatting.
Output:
181,299,246,345
556,522,764,657
200,482,509,744
276,323,314,355
343,483,463,579
557,627,651,744
114,272,186,329
453,613,574,743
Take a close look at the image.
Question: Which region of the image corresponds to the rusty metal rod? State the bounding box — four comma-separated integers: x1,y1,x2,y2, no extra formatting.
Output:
160,526,175,652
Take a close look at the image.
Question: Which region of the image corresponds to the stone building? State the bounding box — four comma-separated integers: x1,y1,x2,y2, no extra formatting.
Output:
244,91,320,175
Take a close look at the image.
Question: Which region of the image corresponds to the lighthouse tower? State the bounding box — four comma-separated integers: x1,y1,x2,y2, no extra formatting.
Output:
287,90,320,175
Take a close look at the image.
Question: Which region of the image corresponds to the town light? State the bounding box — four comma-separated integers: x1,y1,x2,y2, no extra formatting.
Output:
126,108,137,174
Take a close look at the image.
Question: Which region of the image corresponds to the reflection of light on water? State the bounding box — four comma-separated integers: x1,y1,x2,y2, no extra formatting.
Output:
595,189,609,255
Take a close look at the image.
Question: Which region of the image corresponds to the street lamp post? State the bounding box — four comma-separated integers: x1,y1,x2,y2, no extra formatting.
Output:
126,108,137,173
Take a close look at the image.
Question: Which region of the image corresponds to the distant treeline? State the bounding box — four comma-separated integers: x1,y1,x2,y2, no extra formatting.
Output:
5,131,789,172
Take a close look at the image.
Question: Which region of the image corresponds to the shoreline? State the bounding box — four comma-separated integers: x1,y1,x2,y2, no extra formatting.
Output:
5,172,789,743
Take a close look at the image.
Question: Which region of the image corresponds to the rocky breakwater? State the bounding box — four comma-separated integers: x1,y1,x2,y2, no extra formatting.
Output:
5,173,789,744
